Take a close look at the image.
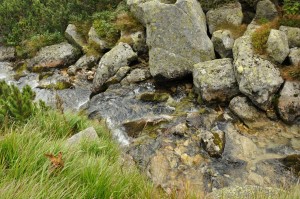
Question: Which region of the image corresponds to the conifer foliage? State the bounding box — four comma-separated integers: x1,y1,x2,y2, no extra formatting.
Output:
0,81,44,125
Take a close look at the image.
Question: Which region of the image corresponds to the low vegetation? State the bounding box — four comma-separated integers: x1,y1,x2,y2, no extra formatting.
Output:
0,81,159,198
280,64,300,81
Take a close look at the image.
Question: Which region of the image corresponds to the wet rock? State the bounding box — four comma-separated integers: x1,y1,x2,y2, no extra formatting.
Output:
254,0,278,21
200,126,225,157
65,24,87,50
206,185,284,199
193,58,239,103
123,115,172,137
229,96,268,128
206,2,243,35
233,35,283,110
211,30,234,58
27,42,81,71
92,42,137,93
277,81,300,123
279,26,300,48
167,123,188,136
66,127,98,146
88,26,109,51
138,92,170,102
288,48,300,66
0,46,15,61
121,68,151,84
266,29,289,64
137,0,215,79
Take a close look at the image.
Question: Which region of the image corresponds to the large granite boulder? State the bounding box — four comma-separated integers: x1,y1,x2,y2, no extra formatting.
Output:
277,81,300,124
211,29,235,58
288,48,300,66
206,2,243,35
193,58,239,103
266,29,289,64
279,26,300,48
65,24,87,50
254,0,278,21
0,46,15,61
92,42,137,93
130,0,215,79
233,35,283,110
27,42,81,71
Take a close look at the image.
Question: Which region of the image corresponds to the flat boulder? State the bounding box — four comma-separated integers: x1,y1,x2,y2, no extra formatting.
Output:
233,35,283,110
277,81,300,124
134,0,215,79
193,58,239,103
266,29,289,64
92,42,137,93
206,2,243,35
28,42,81,71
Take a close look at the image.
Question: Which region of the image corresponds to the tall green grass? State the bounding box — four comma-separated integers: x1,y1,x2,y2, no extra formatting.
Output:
0,110,157,199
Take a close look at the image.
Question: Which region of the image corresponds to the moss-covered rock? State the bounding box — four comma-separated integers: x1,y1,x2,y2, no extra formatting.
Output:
138,92,170,102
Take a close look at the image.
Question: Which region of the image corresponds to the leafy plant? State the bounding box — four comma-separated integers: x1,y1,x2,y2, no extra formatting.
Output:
283,0,300,15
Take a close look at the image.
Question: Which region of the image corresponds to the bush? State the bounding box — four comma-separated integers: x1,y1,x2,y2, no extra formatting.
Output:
0,81,46,125
0,0,122,47
283,0,300,15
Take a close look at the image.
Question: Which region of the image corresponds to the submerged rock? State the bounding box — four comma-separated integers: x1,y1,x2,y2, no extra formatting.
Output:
92,42,137,93
133,0,215,79
206,2,243,35
27,42,81,71
193,58,239,103
266,29,289,64
277,81,300,124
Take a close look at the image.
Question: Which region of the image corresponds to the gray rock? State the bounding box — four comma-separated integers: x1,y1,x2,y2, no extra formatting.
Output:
88,26,110,51
92,42,137,93
233,35,283,110
106,66,131,85
130,31,147,53
289,48,300,66
139,0,215,79
67,65,77,75
229,96,266,128
193,58,239,103
65,24,87,49
66,127,99,146
121,68,151,84
266,29,289,64
254,0,278,21
277,81,300,123
0,46,15,61
27,42,81,71
206,2,243,35
211,30,234,58
0,62,14,81
279,26,300,48
75,54,100,69
200,126,225,157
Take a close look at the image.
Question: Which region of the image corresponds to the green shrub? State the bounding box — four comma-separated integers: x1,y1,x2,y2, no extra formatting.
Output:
283,0,300,15
0,81,45,125
0,0,122,48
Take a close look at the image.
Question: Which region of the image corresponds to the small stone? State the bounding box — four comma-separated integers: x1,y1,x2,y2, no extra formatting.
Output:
121,68,151,85
0,46,15,61
66,127,98,146
211,30,234,58
288,48,300,66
